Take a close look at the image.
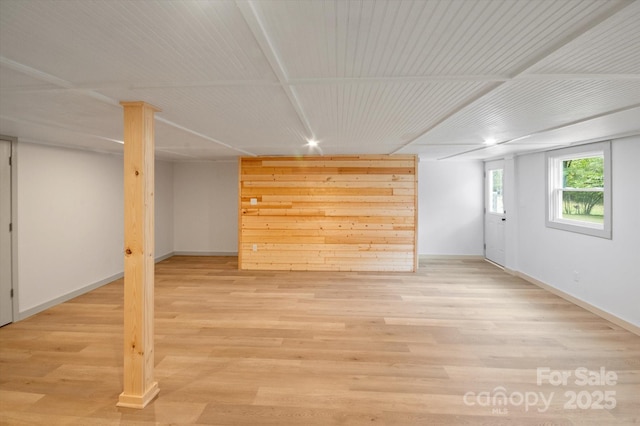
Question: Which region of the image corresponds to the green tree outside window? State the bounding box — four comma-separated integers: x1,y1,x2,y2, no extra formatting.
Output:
562,157,604,223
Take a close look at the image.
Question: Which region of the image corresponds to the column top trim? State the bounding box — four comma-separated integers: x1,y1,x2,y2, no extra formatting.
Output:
119,101,161,112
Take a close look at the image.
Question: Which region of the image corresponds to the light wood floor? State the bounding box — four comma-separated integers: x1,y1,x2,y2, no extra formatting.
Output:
1,256,638,425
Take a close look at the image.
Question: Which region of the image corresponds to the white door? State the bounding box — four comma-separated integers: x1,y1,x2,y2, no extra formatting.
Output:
0,139,13,326
485,160,506,266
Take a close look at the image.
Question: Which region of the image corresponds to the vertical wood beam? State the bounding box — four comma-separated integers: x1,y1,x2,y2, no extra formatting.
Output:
413,155,419,272
117,101,160,409
237,157,243,269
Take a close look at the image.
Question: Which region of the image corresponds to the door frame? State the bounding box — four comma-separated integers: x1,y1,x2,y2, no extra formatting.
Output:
0,135,18,324
484,159,506,266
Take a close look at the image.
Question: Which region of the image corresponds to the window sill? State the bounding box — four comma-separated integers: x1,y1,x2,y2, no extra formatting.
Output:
546,219,611,239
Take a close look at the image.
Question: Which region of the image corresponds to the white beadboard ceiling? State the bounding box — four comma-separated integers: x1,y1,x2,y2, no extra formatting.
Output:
1,0,639,162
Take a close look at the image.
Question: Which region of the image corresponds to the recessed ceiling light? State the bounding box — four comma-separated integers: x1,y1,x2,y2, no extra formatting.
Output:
484,138,497,145
307,139,319,147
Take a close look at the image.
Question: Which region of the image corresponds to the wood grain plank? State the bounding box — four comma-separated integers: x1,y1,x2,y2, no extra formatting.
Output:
241,167,415,176
239,155,417,271
242,174,416,182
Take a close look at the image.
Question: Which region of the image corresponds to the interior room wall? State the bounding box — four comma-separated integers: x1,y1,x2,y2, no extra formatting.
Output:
173,161,238,254
155,160,174,259
16,142,174,318
17,143,123,316
515,136,640,327
417,159,484,256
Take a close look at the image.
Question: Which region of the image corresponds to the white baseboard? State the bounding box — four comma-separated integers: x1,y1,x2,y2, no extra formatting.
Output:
514,270,640,336
419,254,484,261
155,252,175,262
18,254,176,321
484,258,504,269
173,251,238,256
18,271,125,321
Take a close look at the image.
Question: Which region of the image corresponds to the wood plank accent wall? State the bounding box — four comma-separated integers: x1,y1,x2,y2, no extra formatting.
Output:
238,155,417,272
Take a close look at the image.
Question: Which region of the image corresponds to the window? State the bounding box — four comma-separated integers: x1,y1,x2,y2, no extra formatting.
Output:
488,168,504,214
546,141,611,239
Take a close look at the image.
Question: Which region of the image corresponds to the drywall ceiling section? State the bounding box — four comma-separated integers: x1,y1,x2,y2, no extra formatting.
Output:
293,81,491,153
0,0,277,84
0,116,123,154
515,107,640,146
0,0,638,161
417,145,481,161
527,1,640,75
0,65,60,91
251,0,619,78
407,79,640,147
0,89,123,141
95,85,308,153
451,144,563,161
153,121,243,161
435,107,640,161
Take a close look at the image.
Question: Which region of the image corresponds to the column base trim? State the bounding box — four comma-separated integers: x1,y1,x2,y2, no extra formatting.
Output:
117,382,159,409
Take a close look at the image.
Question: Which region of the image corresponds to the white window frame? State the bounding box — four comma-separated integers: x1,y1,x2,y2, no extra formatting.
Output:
545,141,611,239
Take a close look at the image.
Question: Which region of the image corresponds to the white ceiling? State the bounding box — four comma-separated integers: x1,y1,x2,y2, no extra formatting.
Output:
1,0,639,161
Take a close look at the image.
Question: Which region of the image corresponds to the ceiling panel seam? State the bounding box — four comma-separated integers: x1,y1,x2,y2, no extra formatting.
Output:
389,82,502,155
234,0,316,141
514,74,640,81
0,114,124,145
154,116,255,156
288,76,510,84
0,56,75,90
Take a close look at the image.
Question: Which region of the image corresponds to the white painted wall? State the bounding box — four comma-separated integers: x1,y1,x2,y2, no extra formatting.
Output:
155,160,174,258
17,143,123,314
418,160,484,256
173,161,238,253
16,142,174,316
515,136,640,326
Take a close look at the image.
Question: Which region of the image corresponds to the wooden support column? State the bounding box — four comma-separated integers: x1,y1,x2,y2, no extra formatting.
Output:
117,101,160,409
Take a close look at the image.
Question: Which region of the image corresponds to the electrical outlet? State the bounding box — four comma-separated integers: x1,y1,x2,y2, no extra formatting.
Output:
573,271,580,282
252,244,257,252
250,198,258,205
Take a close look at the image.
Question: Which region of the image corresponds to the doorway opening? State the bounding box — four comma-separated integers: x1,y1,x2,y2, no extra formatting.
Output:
0,137,15,326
